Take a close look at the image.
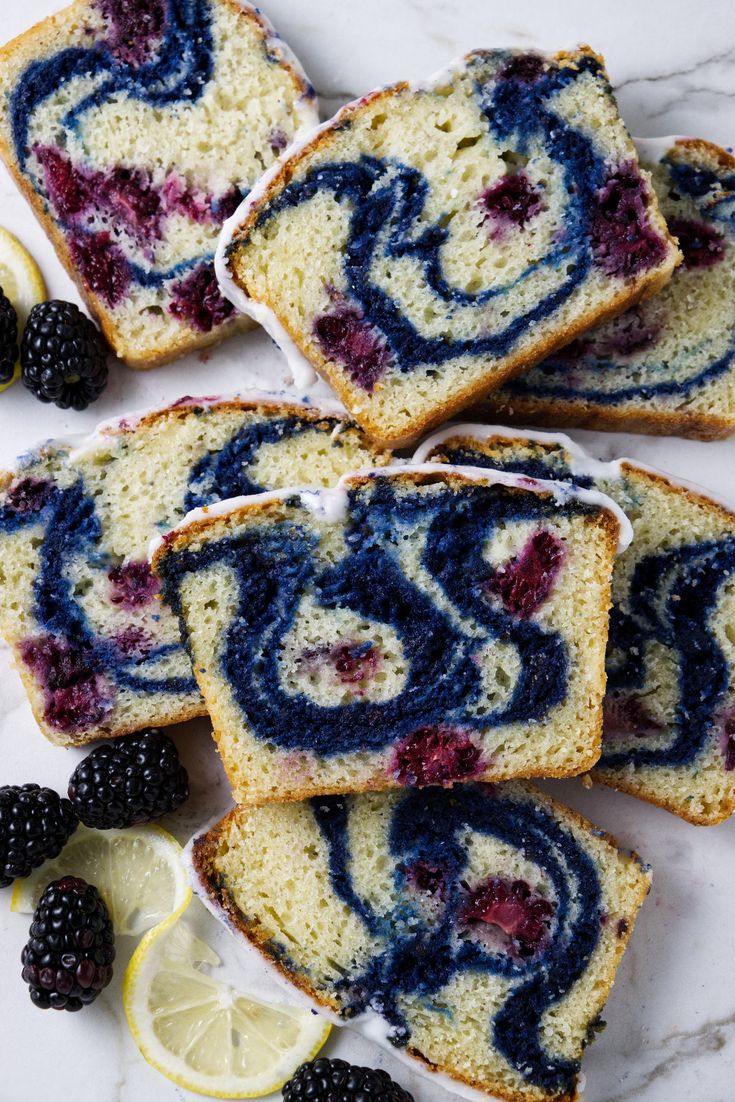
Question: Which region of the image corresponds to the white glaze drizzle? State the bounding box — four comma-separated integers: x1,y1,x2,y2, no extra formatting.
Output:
67,389,349,463
148,460,633,562
412,423,735,522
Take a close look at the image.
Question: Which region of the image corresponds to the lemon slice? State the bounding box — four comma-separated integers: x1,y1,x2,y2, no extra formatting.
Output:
11,824,191,937
0,225,46,391
124,909,331,1098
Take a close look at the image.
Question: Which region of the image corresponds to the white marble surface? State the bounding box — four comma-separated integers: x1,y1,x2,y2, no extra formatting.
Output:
0,1,734,1100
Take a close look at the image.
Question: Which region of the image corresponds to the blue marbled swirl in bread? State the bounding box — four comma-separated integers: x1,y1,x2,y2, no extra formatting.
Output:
191,782,650,1102
418,425,735,824
153,467,622,803
223,47,678,446
0,0,317,364
0,396,386,746
482,139,735,439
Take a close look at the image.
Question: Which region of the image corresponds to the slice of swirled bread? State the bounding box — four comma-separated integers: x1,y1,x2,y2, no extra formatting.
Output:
417,424,735,824
221,47,678,447
0,0,318,365
152,466,625,803
0,395,387,746
480,139,735,440
190,783,651,1102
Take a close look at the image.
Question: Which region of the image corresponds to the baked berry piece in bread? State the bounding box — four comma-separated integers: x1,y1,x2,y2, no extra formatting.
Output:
190,783,651,1102
152,466,627,803
417,424,735,824
482,139,735,440
0,395,387,747
220,47,679,447
0,0,317,366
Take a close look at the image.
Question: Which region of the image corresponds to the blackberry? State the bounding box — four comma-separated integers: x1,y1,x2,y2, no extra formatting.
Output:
0,287,18,384
20,300,108,410
21,876,115,1010
0,784,78,888
282,1058,414,1102
68,729,189,828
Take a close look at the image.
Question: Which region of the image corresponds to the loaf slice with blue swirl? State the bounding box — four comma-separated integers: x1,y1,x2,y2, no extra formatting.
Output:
221,47,679,447
0,395,387,746
0,0,317,365
417,424,735,824
190,783,651,1102
152,466,625,803
481,139,735,439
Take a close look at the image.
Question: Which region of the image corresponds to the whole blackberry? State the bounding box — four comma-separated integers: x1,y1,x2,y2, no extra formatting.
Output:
20,300,108,410
21,875,115,1010
0,287,18,384
68,729,189,828
0,784,78,888
282,1058,414,1102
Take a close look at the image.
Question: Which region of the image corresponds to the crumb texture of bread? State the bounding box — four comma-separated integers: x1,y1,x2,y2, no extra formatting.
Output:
481,138,735,439
419,428,735,823
0,0,318,364
0,398,387,746
225,47,678,446
154,468,619,803
192,782,651,1102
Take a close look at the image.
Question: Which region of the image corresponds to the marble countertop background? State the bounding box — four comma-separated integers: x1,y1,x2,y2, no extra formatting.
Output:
0,2,734,1101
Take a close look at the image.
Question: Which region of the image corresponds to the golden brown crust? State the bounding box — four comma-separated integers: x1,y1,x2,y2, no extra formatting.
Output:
191,787,651,1102
588,768,735,826
668,137,735,175
0,0,307,367
476,392,735,442
98,395,381,443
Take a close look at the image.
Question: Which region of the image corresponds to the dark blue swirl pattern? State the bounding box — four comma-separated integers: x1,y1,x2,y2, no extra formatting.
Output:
502,154,735,405
431,439,735,776
0,414,338,705
243,52,655,379
309,784,602,1096
157,480,599,755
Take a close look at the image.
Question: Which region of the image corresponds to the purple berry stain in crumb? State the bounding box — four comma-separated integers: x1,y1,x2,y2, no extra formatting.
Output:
112,626,152,659
4,478,55,515
667,217,726,269
69,231,131,308
718,709,735,771
603,693,663,741
403,861,447,901
168,262,235,332
486,529,564,619
268,129,289,153
297,641,379,691
330,641,379,684
563,306,661,363
478,172,545,240
98,0,167,66
590,162,668,278
108,561,160,609
313,305,392,392
20,634,113,732
616,917,629,938
391,726,485,787
460,876,555,959
499,53,545,84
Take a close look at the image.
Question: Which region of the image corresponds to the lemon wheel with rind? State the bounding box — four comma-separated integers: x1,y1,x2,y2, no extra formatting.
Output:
123,905,331,1098
0,226,46,391
10,824,191,938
